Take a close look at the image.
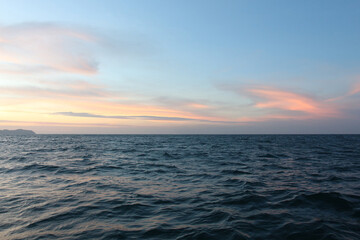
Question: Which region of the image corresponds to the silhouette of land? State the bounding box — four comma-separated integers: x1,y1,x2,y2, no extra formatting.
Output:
0,129,36,135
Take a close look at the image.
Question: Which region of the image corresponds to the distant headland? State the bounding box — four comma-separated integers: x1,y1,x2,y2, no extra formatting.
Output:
0,129,36,136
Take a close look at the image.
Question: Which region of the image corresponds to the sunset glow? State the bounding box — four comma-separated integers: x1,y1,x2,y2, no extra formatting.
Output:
0,1,359,133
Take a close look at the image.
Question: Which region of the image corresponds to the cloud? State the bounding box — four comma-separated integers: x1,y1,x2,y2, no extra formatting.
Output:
53,111,242,124
346,81,360,97
0,22,98,75
0,80,113,99
1,79,242,124
153,96,215,117
155,97,211,109
151,96,238,121
218,84,340,119
0,119,128,128
324,77,360,102
247,87,338,117
0,79,243,125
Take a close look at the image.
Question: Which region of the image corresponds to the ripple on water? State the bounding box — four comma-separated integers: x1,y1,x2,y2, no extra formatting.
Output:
0,135,359,239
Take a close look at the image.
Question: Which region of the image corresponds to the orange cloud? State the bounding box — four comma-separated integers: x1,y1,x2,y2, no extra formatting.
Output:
0,79,237,127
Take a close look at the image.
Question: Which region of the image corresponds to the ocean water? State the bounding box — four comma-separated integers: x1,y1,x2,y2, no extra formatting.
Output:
0,135,359,240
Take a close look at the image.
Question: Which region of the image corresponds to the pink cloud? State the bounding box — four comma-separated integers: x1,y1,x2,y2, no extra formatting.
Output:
245,87,339,118
233,86,340,121
0,81,238,124
0,23,98,75
348,81,360,96
1,80,130,105
325,80,360,103
186,103,210,109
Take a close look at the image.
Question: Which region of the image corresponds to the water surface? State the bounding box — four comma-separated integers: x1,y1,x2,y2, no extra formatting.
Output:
0,135,359,239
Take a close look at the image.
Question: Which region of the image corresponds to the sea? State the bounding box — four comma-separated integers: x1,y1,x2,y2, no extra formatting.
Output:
0,135,359,240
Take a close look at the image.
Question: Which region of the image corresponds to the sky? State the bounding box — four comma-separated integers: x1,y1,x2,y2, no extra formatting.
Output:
0,0,359,134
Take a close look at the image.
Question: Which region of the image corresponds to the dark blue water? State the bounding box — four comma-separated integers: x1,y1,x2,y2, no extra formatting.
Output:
0,135,359,240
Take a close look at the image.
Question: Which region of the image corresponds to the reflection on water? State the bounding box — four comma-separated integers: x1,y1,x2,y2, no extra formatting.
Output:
0,135,359,239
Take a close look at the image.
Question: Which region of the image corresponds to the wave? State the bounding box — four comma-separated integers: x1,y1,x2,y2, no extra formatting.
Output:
0,134,359,239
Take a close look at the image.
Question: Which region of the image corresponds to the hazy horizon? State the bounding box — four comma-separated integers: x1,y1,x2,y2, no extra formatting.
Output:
1,0,359,134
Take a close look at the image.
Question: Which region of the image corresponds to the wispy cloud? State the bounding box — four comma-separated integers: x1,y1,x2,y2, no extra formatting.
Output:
53,111,241,124
323,79,360,103
349,81,360,96
0,80,114,99
0,79,242,125
246,87,338,117
218,84,340,120
155,97,211,109
0,119,127,128
0,23,98,75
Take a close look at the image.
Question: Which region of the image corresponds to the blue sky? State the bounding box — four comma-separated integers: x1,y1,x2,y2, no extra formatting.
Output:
0,0,359,133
